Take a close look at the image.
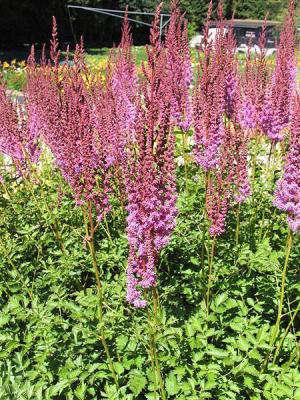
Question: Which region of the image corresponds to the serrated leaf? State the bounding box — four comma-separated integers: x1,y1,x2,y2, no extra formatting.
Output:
166,372,180,396
129,373,147,396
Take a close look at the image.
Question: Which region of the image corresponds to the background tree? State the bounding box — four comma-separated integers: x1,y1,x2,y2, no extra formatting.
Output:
0,0,291,50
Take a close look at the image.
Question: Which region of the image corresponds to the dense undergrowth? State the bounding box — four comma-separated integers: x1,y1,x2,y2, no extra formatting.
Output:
1,137,300,399
1,0,300,399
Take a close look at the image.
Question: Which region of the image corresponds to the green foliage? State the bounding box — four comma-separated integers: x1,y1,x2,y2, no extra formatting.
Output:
0,135,299,399
232,0,286,20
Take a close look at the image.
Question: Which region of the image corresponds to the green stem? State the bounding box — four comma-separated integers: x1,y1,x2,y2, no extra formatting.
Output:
258,207,266,243
206,236,216,314
182,132,188,192
0,180,11,199
17,159,66,254
235,203,241,247
83,202,119,388
273,300,300,365
201,227,206,271
265,229,293,368
103,214,113,244
274,230,293,339
146,292,158,399
152,287,166,400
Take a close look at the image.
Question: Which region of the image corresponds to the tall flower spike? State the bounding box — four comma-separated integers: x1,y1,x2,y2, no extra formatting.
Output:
111,8,138,142
206,169,231,237
239,19,269,133
0,85,40,166
274,94,300,233
29,23,111,217
193,2,230,171
261,0,297,142
165,0,192,131
224,125,251,204
125,4,178,308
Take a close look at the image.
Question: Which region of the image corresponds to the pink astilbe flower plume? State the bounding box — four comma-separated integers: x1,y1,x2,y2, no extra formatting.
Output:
239,21,269,132
206,169,231,237
27,20,112,218
225,126,251,204
193,1,234,171
165,0,193,131
205,123,251,237
92,9,138,171
274,94,300,233
261,0,297,142
111,8,138,139
125,4,178,308
0,84,40,167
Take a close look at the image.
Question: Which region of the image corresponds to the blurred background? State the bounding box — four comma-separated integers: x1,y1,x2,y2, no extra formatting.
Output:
0,0,293,52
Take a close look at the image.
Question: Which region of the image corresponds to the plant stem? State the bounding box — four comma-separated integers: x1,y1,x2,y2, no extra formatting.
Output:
201,226,206,271
182,132,188,192
267,229,293,362
235,203,241,247
0,180,11,199
206,235,216,313
83,201,118,388
273,300,300,365
17,160,66,254
103,214,113,244
274,230,293,338
258,207,266,243
251,134,259,188
152,287,166,400
146,291,158,399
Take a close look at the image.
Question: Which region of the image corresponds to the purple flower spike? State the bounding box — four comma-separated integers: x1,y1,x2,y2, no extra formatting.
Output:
274,94,300,233
125,4,178,308
261,0,297,142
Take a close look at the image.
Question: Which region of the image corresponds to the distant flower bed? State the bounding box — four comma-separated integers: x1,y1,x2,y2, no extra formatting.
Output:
0,59,27,91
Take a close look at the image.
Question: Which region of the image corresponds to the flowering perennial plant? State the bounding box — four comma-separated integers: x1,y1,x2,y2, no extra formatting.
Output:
239,22,269,132
110,9,138,142
261,0,297,142
193,2,235,171
0,0,298,315
274,94,300,233
165,0,192,132
0,85,40,166
125,5,178,307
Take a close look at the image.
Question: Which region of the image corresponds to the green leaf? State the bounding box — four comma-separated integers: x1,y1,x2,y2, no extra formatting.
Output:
166,372,180,396
113,362,124,375
129,373,147,396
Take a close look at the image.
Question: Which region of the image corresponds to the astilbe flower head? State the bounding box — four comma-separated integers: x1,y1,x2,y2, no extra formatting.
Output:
193,1,235,171
224,125,251,204
261,0,297,142
26,45,48,143
206,169,231,237
223,21,239,121
239,21,270,132
205,122,251,237
110,8,138,139
165,0,192,132
92,11,138,171
274,94,300,233
125,4,178,308
0,84,40,166
29,21,112,218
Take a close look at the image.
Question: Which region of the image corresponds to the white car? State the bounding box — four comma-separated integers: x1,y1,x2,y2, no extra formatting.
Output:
236,43,276,56
189,34,204,49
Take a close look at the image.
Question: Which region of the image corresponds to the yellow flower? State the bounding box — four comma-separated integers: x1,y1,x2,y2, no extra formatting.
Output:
2,61,10,68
